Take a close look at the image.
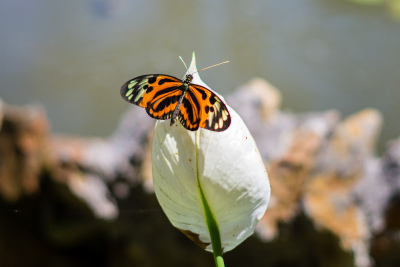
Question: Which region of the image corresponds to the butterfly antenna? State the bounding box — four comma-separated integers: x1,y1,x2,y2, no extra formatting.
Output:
193,61,230,74
179,56,189,71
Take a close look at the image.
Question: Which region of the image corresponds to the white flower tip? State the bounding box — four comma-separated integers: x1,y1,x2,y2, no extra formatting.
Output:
187,52,198,76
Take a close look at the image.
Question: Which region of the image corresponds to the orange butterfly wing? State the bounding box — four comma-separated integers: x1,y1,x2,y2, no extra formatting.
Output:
178,89,201,131
120,74,183,120
180,84,231,132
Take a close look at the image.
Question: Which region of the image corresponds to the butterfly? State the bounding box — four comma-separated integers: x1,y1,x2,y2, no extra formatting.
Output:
120,71,231,132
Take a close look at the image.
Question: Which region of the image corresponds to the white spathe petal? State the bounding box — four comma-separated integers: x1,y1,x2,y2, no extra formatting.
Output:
152,53,270,252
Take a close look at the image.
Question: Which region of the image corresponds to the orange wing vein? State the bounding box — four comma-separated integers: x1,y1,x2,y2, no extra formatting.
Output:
180,84,231,132
121,74,183,120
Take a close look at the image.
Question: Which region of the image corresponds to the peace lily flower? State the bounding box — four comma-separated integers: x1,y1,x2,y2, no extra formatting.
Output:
151,53,270,266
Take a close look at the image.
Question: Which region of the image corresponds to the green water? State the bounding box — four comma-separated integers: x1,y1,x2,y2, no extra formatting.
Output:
1,0,399,152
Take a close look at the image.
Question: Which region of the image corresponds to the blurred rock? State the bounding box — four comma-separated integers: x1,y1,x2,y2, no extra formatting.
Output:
0,102,51,202
303,109,382,267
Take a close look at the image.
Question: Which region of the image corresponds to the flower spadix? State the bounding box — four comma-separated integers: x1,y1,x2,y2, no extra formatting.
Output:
152,53,270,252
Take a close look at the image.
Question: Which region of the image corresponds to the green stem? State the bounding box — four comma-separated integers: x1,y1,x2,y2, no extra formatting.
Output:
195,132,225,267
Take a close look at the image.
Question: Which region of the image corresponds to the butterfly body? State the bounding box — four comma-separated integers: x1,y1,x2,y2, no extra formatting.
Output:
121,73,231,131
170,74,193,126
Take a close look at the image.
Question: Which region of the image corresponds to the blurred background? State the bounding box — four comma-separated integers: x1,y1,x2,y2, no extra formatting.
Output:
1,0,400,150
1,1,400,267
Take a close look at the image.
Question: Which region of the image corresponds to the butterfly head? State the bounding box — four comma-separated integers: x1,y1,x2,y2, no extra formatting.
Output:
184,74,193,85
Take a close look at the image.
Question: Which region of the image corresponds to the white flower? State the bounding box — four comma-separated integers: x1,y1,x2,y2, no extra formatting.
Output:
151,53,270,252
